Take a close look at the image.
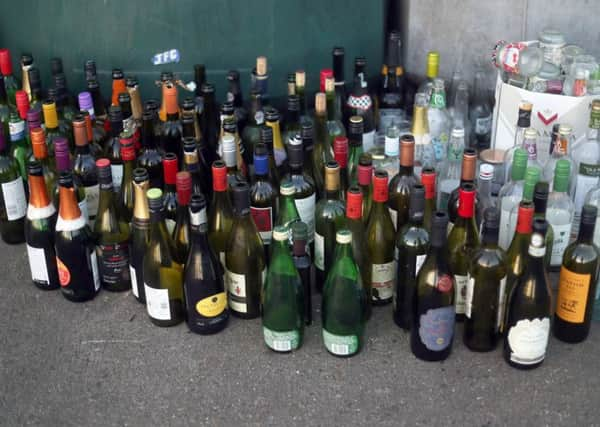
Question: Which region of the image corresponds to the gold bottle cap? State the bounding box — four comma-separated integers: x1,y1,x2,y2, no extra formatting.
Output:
42,101,59,129
381,64,388,75
315,93,326,114
256,56,267,76
324,161,340,192
295,70,306,87
395,66,404,77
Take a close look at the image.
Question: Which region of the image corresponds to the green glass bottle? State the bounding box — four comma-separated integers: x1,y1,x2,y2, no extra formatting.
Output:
322,229,367,357
208,160,234,268
312,92,329,192
410,212,455,361
276,180,300,230
225,182,267,319
72,116,99,228
447,183,480,320
262,226,305,352
464,208,507,351
0,75,10,136
42,100,66,159
532,182,553,268
241,90,264,167
324,74,345,147
93,159,131,292
8,101,30,181
118,134,136,223
0,130,26,244
366,170,396,305
333,136,350,199
129,168,150,303
143,188,185,327
161,152,178,234
347,116,364,186
291,221,313,325
314,161,346,292
388,134,420,229
0,49,20,106
554,205,600,343
394,184,430,329
357,154,373,224
259,125,280,189
172,171,192,265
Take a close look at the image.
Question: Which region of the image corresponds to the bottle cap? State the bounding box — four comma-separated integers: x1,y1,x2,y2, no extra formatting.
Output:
133,168,149,184
335,229,352,244
409,184,425,220
15,90,29,119
479,163,494,180
264,107,279,122
162,153,178,185
272,225,290,242
147,188,164,212
27,160,43,177
84,60,96,81
0,48,13,75
163,85,179,115
119,131,136,161
426,51,440,78
221,101,234,116
182,137,197,153
30,128,48,159
176,171,192,206
581,205,597,226
260,125,274,148
287,136,303,169
457,183,476,218
324,161,340,192
222,120,238,135
358,158,373,186
280,180,296,196
21,53,33,67
189,193,207,224
212,160,228,192
118,92,131,106
182,97,195,111
255,56,267,76
431,211,449,247
49,57,63,75
231,182,250,215
324,76,335,93
400,134,415,167
54,73,67,91
333,136,349,168
96,158,112,185
54,137,71,172
461,148,477,181
421,167,436,200
46,87,58,102
78,91,93,112
372,170,389,202
384,131,399,156
349,116,364,144
287,94,300,112
126,75,138,88
295,70,306,87
319,69,333,92
112,68,124,80
346,186,363,220
72,115,88,147
516,201,534,234
553,159,570,192
227,69,240,82
200,83,215,95
314,92,326,114
511,148,528,180
26,108,41,128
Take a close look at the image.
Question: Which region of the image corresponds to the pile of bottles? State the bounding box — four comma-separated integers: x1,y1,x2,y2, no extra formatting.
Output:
492,28,600,96
0,35,598,369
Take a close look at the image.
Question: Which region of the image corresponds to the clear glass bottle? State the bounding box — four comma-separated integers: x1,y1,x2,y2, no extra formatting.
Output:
469,69,493,151
428,78,451,163
503,100,533,183
417,51,440,101
412,93,435,174
437,127,465,213
547,160,574,271
543,124,574,192
498,149,528,250
377,120,400,179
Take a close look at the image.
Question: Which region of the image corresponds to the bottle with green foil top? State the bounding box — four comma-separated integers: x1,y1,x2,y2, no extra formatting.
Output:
548,160,574,271
225,182,266,319
143,188,184,327
262,226,304,352
498,149,528,250
532,182,554,268
322,229,367,357
129,168,150,303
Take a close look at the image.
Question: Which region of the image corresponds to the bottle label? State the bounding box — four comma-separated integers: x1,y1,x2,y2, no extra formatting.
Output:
90,251,100,291
165,218,176,235
314,232,325,270
195,292,227,317
415,254,427,276
97,242,129,286
84,184,100,222
57,257,71,286
498,42,527,73
111,164,124,193
454,274,469,315
550,223,572,266
322,328,359,356
475,115,492,135
26,245,50,285
497,276,507,331
418,306,455,351
524,139,537,160
556,267,591,324
362,130,376,153
263,327,300,352
465,276,475,318
574,163,600,215
295,194,316,242
250,206,273,244
226,269,248,314
507,317,550,366
371,261,396,301
9,120,25,141
144,284,171,320
255,111,264,125
130,264,139,298
1,178,27,220
79,199,89,224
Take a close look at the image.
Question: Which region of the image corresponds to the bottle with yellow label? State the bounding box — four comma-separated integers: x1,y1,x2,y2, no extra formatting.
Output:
183,194,229,334
554,205,600,343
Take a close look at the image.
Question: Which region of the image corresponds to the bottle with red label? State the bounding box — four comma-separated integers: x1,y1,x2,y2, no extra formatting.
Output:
411,212,455,361
93,158,131,292
55,171,99,302
172,171,192,264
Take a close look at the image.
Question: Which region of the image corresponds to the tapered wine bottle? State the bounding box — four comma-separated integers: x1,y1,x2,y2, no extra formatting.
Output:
0,49,20,106
464,208,507,352
347,116,364,185
172,171,192,264
53,137,89,223
183,193,229,334
366,171,396,305
394,184,430,329
504,218,552,369
357,154,373,223
129,168,150,303
143,188,184,327
447,183,480,320
225,182,266,319
119,134,136,222
25,161,59,290
333,136,350,199
262,226,304,352
30,127,56,197
208,160,234,267
311,92,328,192
411,212,455,361
275,180,300,231
554,205,600,343
291,221,313,325
250,143,278,259
72,115,99,227
138,110,164,189
55,172,100,302
0,130,26,244
388,134,419,229
447,148,478,227
93,159,131,292
322,229,367,357
162,153,178,234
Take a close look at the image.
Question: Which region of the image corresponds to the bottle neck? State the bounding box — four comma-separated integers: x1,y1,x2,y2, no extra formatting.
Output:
292,238,307,257
141,118,157,149
133,182,150,221
29,175,52,208
578,222,595,244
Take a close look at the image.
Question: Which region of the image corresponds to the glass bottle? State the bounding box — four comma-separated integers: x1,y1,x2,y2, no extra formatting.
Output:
325,74,346,151
357,154,373,223
161,153,179,234
27,67,43,111
532,182,554,268
421,167,436,232
388,134,420,229
295,70,307,121
428,78,451,163
412,93,435,173
160,84,182,159
251,56,269,105
312,92,329,191
260,125,280,189
182,137,210,200
284,94,301,148
417,51,440,101
53,137,89,223
226,69,247,128
208,160,234,268
172,171,192,265
378,30,405,131
498,148,528,250
477,163,495,223
71,116,99,227
0,130,26,244
198,83,220,164
347,116,364,185
378,120,400,179
449,80,471,146
469,69,493,151
333,136,349,199
543,123,574,192
275,180,300,232
331,47,347,122
0,48,20,106
30,127,57,202
0,75,10,134
346,57,376,152
137,111,164,189
129,168,150,303
8,94,30,180
548,159,575,270
20,53,33,102
110,68,126,107
300,123,316,185
503,101,532,182
291,221,313,325
119,134,136,222
250,143,278,259
104,107,124,193
446,147,478,227
241,90,264,167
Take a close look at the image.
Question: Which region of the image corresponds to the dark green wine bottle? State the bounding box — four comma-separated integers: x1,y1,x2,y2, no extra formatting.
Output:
411,212,455,361
532,182,553,268
262,226,304,352
333,136,349,199
357,154,373,224
347,116,364,186
276,180,300,230
172,171,192,264
162,152,179,234
388,134,419,229
0,130,26,244
72,116,99,228
129,168,150,303
554,205,600,343
137,110,165,189
291,221,313,326
504,219,552,369
421,167,436,233
464,208,507,352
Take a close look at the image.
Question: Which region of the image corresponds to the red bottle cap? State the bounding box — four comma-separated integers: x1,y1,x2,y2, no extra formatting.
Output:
162,154,178,185
421,168,436,200
119,134,136,161
346,188,363,220
212,161,227,192
358,163,373,186
0,48,13,76
96,158,111,169
15,91,29,119
333,136,348,168
516,203,534,234
457,184,476,219
176,171,192,206
320,69,333,92
372,171,389,202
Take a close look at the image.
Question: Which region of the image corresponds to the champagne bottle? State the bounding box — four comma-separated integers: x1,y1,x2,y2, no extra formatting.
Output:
160,84,182,158
93,159,131,292
366,171,396,305
554,205,600,343
264,107,288,175
25,161,59,290
137,110,164,189
532,182,554,268
143,188,184,326
20,53,33,101
199,83,220,165
421,167,436,232
30,127,57,202
162,153,178,234
314,161,346,292
119,134,136,222
183,193,229,334
388,134,419,229
55,172,100,302
129,168,150,303
172,171,192,264
394,184,430,329
11,91,32,180
504,218,552,369
322,229,367,357
81,103,106,155
0,130,26,244
208,160,234,268
262,226,305,352
411,212,455,361
447,183,480,320
291,221,313,326
333,136,349,199
225,182,266,319
250,143,278,259
54,137,89,224
357,154,373,223
72,116,99,227
464,208,507,351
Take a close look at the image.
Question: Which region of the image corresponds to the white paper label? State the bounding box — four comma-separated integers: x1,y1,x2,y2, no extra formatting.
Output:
497,277,507,331
145,284,171,320
90,251,100,291
294,194,316,242
454,274,469,315
465,276,475,318
226,269,247,313
84,184,100,221
551,223,572,266
372,261,396,301
507,318,550,366
130,265,139,298
9,120,25,141
314,232,325,270
1,178,27,220
415,254,427,276
26,245,49,284
111,164,124,192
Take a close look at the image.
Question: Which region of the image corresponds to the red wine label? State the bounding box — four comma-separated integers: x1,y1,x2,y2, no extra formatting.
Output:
98,242,130,285
250,206,273,243
418,306,455,351
56,257,71,286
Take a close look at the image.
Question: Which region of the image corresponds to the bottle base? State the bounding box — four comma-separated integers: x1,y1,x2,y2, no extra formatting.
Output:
230,310,260,320
372,298,392,307
102,283,132,292
505,357,544,370
61,291,98,303
33,281,60,291
149,317,184,327
186,318,229,335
